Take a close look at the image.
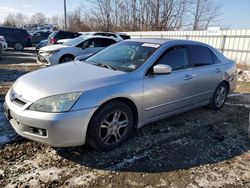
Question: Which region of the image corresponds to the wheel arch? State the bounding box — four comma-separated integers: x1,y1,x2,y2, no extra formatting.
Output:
221,80,230,91
88,97,139,130
59,54,75,63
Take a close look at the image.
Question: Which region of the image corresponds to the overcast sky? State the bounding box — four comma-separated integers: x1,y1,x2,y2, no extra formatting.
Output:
0,0,250,29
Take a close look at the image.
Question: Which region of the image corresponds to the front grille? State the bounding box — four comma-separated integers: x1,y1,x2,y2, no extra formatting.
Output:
13,98,27,106
9,89,28,107
37,55,48,64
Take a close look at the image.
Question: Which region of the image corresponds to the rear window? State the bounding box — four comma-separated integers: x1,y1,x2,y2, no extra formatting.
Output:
212,52,221,64
120,34,131,40
0,28,11,35
189,45,214,67
102,38,116,46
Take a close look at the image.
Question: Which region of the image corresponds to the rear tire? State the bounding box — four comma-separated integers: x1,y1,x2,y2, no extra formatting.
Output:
87,101,133,151
14,42,23,51
59,55,74,64
208,82,229,110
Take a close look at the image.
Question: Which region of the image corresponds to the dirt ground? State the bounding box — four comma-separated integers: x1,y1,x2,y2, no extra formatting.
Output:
0,49,250,188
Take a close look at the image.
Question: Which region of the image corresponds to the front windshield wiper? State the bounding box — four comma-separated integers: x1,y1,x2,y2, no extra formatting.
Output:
94,63,118,71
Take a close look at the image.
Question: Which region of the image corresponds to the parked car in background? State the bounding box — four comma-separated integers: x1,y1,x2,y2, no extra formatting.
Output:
0,42,2,55
0,36,8,50
31,31,51,44
48,30,81,45
4,39,237,151
82,32,131,40
0,27,32,51
57,39,71,44
36,40,48,51
38,35,119,66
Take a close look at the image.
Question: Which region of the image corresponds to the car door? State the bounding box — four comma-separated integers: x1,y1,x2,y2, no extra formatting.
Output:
75,38,102,56
143,45,198,121
186,45,223,105
81,38,114,55
1,28,12,45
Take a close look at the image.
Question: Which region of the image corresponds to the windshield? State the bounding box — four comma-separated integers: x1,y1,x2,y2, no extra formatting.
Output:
63,35,86,46
85,41,159,72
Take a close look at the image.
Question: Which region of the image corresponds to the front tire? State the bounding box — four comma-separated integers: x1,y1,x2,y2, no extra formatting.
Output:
59,55,74,64
87,101,133,151
208,82,229,110
14,42,23,51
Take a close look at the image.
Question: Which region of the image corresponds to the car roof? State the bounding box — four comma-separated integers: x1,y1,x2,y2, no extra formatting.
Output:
82,35,121,41
127,38,213,47
0,26,25,30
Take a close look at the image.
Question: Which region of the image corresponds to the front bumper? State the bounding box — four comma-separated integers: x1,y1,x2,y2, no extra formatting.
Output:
2,42,8,50
4,91,97,147
37,52,59,66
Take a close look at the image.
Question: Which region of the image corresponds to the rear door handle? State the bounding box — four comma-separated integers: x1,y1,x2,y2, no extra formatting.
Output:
216,68,222,73
184,74,194,80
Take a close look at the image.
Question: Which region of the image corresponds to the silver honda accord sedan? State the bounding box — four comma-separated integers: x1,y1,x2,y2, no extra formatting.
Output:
3,39,237,150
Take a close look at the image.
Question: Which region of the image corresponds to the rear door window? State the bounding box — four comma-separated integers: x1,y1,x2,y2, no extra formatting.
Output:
120,34,131,40
101,38,116,47
211,52,221,64
107,33,117,38
189,45,214,67
156,46,189,71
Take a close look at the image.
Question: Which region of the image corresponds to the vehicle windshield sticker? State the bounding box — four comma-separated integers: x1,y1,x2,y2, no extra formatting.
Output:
128,64,136,69
142,43,160,48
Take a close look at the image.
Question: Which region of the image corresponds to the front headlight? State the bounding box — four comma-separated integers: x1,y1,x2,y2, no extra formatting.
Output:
29,92,82,113
48,50,59,55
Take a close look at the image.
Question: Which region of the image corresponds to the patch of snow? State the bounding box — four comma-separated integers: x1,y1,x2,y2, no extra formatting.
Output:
106,151,150,171
238,70,250,82
187,165,249,188
10,56,37,60
228,93,247,97
6,167,63,188
18,63,40,66
225,102,250,109
65,171,102,187
0,135,9,144
0,102,20,145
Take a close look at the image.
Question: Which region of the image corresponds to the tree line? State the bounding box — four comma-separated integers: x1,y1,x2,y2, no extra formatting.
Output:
1,0,223,32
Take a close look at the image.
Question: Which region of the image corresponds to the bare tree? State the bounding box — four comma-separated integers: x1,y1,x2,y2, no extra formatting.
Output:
30,13,48,25
50,15,64,29
2,13,28,27
191,0,222,30
67,8,91,32
2,0,223,32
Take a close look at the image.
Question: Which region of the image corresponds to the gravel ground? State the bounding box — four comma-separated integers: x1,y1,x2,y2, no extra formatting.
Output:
0,49,250,187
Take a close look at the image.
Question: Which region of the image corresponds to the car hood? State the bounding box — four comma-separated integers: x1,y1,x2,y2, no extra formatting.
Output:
40,44,68,52
12,61,126,102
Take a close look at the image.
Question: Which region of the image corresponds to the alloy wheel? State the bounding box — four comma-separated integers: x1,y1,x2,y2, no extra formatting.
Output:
215,85,227,108
14,43,23,51
60,56,74,63
99,111,129,145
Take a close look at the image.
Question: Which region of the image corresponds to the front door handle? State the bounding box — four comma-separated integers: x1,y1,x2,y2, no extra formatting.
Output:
184,74,194,80
216,68,222,73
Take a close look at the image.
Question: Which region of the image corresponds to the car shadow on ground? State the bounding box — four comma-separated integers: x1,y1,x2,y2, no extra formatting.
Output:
0,69,29,83
56,100,250,173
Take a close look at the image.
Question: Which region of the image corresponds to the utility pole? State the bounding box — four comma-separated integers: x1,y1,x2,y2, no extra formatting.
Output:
64,0,67,30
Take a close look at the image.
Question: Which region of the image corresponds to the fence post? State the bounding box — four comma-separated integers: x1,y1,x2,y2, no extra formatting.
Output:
221,35,226,52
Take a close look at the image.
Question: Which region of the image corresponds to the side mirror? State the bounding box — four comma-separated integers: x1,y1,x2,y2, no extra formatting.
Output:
153,64,172,74
74,53,93,61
